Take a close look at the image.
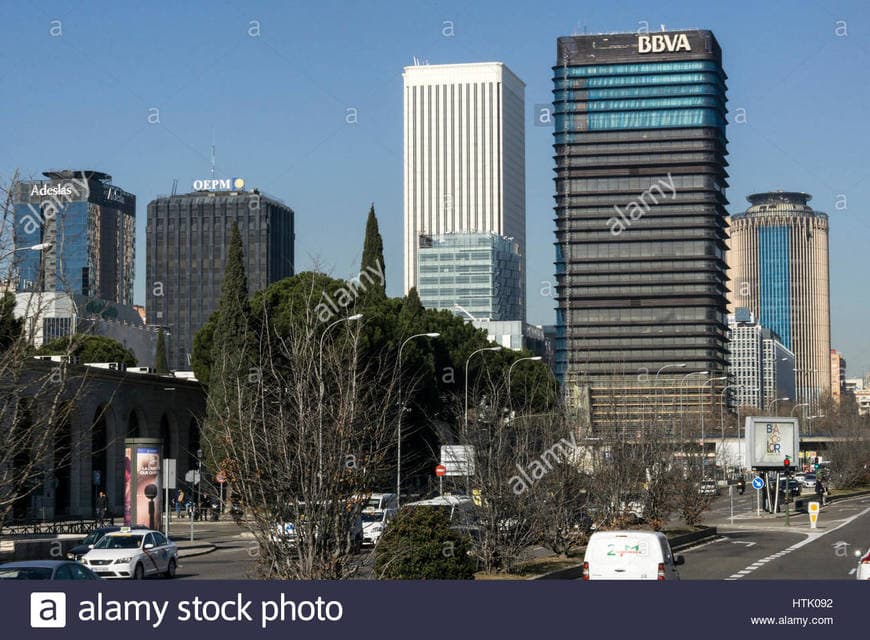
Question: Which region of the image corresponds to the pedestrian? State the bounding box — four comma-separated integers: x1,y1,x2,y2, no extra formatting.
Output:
95,491,108,526
175,489,184,519
814,478,825,506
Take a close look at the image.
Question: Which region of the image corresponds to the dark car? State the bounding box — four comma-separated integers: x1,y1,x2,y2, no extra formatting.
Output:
0,561,101,580
66,525,149,561
778,478,802,498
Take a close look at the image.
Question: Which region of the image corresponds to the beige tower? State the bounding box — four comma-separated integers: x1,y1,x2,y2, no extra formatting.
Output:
728,192,831,410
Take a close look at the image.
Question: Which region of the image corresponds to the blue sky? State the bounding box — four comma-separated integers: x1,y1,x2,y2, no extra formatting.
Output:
2,0,868,375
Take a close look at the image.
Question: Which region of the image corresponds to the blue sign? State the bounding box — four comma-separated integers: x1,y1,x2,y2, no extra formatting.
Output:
752,476,765,490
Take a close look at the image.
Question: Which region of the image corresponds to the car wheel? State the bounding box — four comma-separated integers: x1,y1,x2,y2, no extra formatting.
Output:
164,558,176,579
133,563,144,580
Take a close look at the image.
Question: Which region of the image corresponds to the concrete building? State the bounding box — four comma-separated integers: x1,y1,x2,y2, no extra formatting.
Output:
14,292,162,368
830,349,846,404
146,182,294,369
417,232,522,321
5,358,205,521
552,30,730,432
726,308,795,410
762,327,796,411
403,62,526,319
727,309,763,409
728,191,831,411
469,319,551,357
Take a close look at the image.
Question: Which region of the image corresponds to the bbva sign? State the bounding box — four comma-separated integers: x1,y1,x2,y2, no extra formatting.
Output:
637,33,692,54
192,177,245,191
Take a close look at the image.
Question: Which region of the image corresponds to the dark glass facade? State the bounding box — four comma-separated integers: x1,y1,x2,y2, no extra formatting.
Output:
14,170,135,304
552,31,730,430
146,189,295,370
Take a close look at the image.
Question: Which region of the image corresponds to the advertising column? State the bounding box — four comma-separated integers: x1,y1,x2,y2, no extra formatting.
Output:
123,438,163,529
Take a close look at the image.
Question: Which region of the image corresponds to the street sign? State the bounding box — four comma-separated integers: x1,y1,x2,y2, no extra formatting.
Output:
435,464,447,477
440,445,475,476
163,459,177,489
215,471,226,484
752,476,765,490
184,469,201,485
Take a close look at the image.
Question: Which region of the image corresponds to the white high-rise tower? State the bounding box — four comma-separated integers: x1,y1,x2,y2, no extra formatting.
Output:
402,62,526,318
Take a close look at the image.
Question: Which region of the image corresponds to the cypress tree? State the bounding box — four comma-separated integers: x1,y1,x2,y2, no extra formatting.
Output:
359,204,386,301
207,222,255,467
154,328,168,373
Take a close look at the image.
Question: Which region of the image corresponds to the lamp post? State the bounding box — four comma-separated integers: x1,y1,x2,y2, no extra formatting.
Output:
655,363,686,429
699,376,727,479
396,332,440,508
735,387,758,472
791,402,809,418
805,414,825,437
679,371,708,441
465,347,502,433
318,313,363,486
507,356,542,414
0,242,52,262
766,396,790,415
718,384,738,479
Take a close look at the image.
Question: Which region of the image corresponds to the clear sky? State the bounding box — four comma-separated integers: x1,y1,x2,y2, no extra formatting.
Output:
2,0,868,375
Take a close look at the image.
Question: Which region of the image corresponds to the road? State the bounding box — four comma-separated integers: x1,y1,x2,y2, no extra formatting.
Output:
679,494,870,580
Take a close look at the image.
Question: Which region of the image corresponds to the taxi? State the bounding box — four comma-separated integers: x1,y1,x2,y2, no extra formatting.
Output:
81,528,177,579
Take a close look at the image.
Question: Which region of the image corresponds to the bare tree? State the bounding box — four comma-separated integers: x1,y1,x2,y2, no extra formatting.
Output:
206,289,398,579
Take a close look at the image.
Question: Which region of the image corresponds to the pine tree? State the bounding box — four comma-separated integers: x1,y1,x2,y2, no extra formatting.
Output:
154,328,168,373
359,204,386,302
398,287,424,330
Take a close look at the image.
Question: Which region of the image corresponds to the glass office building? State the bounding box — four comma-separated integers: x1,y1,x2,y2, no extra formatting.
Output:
14,170,135,304
146,187,294,370
552,31,730,432
417,232,522,321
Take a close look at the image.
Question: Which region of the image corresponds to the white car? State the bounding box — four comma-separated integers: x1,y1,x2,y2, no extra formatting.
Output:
583,530,684,581
361,509,396,546
857,549,870,580
81,528,177,579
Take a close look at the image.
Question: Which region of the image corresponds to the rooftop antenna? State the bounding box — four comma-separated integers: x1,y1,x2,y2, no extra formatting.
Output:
210,128,216,178
171,178,178,196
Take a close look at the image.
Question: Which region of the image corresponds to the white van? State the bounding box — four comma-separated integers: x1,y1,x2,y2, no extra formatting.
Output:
582,530,684,581
363,493,399,512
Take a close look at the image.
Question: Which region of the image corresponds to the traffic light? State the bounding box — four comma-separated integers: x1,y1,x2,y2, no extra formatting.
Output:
813,456,820,471
783,457,791,475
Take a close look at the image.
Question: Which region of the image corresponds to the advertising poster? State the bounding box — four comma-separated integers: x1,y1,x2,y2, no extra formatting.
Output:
123,446,132,526
745,417,799,469
135,446,162,529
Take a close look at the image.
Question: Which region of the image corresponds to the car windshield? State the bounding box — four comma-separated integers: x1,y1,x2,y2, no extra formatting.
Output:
362,512,383,523
95,535,143,549
0,567,54,579
81,530,108,546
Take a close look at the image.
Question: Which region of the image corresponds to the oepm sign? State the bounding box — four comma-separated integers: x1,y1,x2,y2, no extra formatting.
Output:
744,417,799,469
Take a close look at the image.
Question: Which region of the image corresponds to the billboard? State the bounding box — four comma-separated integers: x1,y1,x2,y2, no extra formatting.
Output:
124,438,163,529
745,417,799,469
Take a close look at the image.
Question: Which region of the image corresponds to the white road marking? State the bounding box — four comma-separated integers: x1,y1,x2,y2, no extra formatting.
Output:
726,503,870,580
849,568,857,575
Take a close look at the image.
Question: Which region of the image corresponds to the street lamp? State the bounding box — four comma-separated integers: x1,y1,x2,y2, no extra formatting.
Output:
464,347,502,433
318,313,363,485
766,396,790,415
0,243,52,261
791,402,809,418
396,332,440,508
699,376,727,478
733,386,758,472
679,371,708,441
507,356,542,414
655,364,686,428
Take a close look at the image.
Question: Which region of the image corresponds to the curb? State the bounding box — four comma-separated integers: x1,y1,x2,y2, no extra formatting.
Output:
177,544,217,559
